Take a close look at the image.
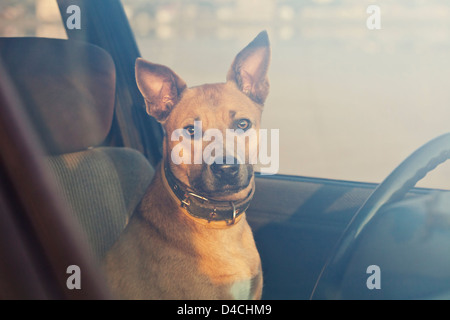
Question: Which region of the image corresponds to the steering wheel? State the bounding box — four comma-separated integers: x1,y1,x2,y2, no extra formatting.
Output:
310,132,450,299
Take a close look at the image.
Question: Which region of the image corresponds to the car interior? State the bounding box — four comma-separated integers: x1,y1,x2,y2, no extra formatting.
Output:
1,0,450,300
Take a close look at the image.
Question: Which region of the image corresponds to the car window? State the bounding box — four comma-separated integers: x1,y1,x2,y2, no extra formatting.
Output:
1,0,449,300
0,0,67,39
122,0,450,190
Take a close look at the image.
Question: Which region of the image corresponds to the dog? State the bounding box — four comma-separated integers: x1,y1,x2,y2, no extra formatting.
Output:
103,31,270,299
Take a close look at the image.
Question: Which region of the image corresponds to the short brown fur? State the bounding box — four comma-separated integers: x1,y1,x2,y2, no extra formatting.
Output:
104,31,270,299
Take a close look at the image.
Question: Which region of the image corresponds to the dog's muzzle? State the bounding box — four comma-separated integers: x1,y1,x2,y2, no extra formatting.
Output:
210,157,242,183
194,156,253,195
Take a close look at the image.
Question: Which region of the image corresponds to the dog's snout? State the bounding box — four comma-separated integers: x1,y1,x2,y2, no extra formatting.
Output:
210,158,240,180
197,156,253,194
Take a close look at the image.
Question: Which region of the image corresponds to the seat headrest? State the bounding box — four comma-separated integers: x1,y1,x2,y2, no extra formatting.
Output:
0,37,116,155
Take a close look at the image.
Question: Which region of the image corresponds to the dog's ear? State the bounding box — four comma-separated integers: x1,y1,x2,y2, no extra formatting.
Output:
227,31,271,105
135,58,187,122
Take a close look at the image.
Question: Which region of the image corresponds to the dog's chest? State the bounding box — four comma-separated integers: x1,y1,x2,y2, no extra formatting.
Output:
192,222,262,299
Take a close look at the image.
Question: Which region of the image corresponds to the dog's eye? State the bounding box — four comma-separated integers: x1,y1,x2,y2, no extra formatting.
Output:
183,125,195,137
236,119,251,131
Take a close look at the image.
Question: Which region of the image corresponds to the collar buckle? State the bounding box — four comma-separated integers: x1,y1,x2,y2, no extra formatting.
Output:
181,193,190,208
229,202,238,225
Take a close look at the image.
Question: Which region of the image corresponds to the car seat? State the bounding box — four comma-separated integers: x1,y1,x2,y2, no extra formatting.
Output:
0,37,154,259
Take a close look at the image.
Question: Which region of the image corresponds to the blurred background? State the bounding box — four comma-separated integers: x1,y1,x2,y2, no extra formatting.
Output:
2,0,450,189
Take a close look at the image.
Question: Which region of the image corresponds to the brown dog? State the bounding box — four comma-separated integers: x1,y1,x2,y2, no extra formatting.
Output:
103,31,270,299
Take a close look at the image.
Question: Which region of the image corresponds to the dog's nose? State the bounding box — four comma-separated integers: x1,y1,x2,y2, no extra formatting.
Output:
210,158,240,181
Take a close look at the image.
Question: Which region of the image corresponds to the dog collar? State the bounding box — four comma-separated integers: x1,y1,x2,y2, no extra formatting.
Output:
161,162,254,227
